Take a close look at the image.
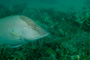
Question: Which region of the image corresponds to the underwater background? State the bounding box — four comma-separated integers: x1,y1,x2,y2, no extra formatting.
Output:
0,0,90,60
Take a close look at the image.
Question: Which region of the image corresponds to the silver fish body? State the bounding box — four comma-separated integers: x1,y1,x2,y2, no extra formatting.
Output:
0,15,49,46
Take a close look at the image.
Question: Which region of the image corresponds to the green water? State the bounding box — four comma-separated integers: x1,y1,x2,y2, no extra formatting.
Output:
0,0,90,60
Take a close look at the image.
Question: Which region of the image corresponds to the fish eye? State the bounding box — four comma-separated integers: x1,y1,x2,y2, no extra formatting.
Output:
33,25,37,29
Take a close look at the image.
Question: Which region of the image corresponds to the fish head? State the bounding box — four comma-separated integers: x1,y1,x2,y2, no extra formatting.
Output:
20,16,49,41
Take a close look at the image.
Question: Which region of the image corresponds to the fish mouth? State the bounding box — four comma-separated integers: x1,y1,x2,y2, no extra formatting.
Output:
32,32,49,40
24,33,49,42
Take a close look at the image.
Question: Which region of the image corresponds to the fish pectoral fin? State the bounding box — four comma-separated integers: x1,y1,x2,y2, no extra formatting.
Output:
9,31,23,40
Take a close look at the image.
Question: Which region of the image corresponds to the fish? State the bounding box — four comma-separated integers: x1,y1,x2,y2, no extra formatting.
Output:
0,15,49,47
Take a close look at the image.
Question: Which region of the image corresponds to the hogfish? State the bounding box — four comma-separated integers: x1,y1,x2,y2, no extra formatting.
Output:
0,15,49,47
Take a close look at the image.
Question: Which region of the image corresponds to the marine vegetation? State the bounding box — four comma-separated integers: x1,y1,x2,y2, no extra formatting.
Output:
0,4,90,60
